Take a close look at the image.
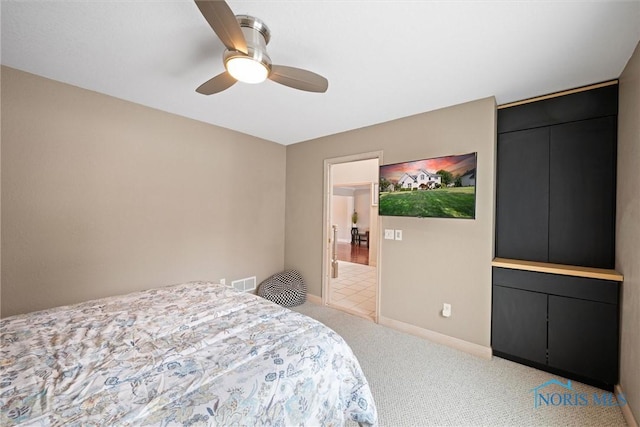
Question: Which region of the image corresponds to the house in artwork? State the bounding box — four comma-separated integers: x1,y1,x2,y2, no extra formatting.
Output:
460,170,476,187
397,169,442,190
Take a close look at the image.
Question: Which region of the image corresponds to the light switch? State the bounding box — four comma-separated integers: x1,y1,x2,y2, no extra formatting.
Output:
384,229,395,240
395,229,403,240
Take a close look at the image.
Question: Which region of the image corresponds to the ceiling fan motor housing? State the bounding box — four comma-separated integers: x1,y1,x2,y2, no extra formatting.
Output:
238,15,270,45
224,15,272,72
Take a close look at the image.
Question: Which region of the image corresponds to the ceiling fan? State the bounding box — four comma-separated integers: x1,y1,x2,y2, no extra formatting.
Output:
194,0,329,94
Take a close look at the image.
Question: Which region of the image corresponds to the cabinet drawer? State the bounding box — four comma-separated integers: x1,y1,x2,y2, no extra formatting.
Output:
492,267,618,304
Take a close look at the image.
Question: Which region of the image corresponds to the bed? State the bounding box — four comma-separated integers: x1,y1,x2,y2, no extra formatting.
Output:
0,281,377,426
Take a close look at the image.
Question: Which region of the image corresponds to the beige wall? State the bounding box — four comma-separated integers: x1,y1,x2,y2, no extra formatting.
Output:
617,41,640,422
331,194,352,242
1,66,286,317
285,97,496,347
332,158,378,185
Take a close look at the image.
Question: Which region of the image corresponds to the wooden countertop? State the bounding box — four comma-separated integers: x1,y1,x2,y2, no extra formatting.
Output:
492,257,623,282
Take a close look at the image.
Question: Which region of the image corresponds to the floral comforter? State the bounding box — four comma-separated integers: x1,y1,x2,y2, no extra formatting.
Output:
0,282,377,426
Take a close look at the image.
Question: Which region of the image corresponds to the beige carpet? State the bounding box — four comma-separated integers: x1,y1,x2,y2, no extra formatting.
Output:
293,302,627,426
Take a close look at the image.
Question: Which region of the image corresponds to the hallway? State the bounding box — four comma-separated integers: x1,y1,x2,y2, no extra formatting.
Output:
329,261,376,321
336,241,369,265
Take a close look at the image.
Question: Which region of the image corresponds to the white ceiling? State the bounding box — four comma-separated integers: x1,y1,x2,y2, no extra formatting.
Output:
2,1,639,145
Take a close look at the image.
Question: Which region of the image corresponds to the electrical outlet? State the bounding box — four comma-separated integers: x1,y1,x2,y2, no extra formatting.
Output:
220,278,226,286
395,229,403,240
384,229,395,240
442,303,452,318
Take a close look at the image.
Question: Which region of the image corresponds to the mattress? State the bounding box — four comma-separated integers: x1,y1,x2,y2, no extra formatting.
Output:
0,281,377,426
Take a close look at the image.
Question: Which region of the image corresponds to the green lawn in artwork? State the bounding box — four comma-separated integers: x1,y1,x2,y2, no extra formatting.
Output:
379,187,475,218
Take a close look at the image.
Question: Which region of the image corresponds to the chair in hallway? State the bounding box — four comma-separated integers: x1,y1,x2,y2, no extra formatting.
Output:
357,230,369,248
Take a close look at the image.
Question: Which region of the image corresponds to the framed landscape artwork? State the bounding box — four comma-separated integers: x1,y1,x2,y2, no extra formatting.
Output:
378,152,477,219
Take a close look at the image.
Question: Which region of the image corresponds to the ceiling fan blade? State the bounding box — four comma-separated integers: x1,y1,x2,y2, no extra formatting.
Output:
194,0,247,54
196,72,236,95
269,65,328,93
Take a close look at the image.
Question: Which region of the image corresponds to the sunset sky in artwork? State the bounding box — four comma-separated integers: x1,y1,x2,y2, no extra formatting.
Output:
380,152,476,182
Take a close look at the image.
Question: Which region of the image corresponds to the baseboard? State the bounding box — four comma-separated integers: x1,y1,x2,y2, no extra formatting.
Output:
306,293,322,305
306,301,491,359
378,315,492,360
326,303,375,322
615,384,638,427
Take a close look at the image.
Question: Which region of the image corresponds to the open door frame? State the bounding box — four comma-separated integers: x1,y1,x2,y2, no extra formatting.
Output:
322,151,383,322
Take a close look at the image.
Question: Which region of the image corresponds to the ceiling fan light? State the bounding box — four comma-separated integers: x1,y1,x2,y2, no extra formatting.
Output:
226,56,269,84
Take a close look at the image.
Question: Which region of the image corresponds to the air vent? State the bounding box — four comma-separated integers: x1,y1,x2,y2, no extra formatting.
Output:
231,276,256,293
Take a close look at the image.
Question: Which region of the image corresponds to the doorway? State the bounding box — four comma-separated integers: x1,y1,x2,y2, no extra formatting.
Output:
322,152,382,322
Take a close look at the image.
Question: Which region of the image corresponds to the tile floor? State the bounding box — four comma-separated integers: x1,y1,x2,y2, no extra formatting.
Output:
329,261,377,321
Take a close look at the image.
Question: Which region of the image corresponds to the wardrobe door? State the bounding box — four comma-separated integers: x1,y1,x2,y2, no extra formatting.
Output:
549,116,617,268
496,127,549,262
